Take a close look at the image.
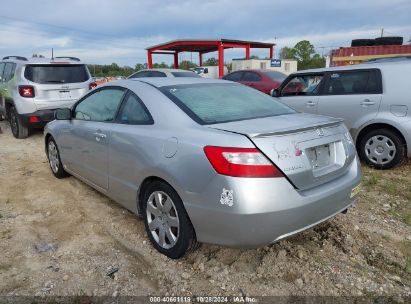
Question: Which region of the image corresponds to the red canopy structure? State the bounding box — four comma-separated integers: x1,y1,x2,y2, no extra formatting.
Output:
146,39,275,78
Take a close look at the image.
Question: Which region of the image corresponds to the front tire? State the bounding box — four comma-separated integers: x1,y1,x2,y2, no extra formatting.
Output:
9,106,29,139
359,128,405,169
47,137,69,178
142,181,199,259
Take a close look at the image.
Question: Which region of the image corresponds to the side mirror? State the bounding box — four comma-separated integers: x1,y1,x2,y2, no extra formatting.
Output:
270,89,280,97
55,108,72,120
203,68,208,74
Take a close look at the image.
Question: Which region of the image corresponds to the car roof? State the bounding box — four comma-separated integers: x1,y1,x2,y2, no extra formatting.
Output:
1,56,85,64
124,77,229,88
291,60,410,74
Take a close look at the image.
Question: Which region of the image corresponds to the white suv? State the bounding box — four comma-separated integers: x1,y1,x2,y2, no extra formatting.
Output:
0,56,95,138
273,59,411,169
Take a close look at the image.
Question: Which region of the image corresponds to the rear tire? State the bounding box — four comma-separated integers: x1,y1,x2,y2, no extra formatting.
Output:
142,181,199,259
47,137,69,178
358,128,405,169
9,106,29,139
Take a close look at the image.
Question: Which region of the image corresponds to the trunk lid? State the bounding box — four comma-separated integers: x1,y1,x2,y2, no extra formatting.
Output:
208,113,356,190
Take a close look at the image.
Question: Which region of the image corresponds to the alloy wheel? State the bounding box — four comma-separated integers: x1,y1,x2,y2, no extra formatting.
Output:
48,141,60,174
146,191,180,249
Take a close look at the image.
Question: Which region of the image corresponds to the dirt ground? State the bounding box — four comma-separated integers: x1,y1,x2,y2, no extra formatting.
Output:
0,120,410,299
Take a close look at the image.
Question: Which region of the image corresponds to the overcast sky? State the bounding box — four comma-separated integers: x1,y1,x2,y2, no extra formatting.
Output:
0,0,410,66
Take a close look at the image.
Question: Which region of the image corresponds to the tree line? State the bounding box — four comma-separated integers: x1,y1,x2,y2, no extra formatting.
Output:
88,40,326,77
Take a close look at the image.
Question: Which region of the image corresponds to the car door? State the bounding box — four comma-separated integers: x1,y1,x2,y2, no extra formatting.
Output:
277,73,325,114
63,87,126,190
316,69,382,130
107,90,155,212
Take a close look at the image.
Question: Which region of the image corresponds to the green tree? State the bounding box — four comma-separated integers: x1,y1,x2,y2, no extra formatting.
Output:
280,40,325,70
203,57,218,66
178,60,197,70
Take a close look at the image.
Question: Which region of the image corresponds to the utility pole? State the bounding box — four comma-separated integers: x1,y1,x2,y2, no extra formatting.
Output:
380,28,384,37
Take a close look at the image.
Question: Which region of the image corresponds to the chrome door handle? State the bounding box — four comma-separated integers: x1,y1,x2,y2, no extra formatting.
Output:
360,99,375,106
305,100,317,107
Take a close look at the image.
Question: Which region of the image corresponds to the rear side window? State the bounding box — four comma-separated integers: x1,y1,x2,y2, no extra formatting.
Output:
223,72,243,81
325,70,382,95
24,64,89,84
264,71,287,82
170,71,200,78
74,88,125,122
129,71,167,78
243,72,261,82
3,63,16,82
118,93,152,124
162,83,295,125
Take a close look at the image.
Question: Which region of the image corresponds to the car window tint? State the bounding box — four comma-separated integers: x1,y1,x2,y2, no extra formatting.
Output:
118,93,152,124
325,71,378,95
147,71,167,77
264,71,287,82
282,74,323,96
24,64,89,84
0,63,5,81
3,63,16,82
171,71,200,77
163,83,295,125
243,72,261,82
223,72,243,81
129,71,148,78
75,88,125,122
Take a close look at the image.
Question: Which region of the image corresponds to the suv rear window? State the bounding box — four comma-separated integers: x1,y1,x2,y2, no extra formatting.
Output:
24,64,89,84
161,83,295,124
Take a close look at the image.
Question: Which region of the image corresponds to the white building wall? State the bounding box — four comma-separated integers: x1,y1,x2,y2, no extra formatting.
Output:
231,59,297,75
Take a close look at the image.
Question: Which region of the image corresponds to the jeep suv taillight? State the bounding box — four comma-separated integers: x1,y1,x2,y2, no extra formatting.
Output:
18,86,35,98
204,146,283,178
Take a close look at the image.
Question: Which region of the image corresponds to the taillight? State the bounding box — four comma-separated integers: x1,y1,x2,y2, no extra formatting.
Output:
29,116,40,123
19,86,35,98
203,146,283,178
89,82,97,90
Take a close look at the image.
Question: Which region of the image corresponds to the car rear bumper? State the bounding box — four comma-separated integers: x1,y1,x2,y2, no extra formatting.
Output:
184,157,361,247
19,110,55,129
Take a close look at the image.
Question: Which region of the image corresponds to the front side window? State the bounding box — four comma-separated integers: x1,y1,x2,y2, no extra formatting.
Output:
24,64,89,84
74,88,125,122
118,93,152,124
162,83,295,125
281,74,324,96
325,70,381,95
0,63,5,82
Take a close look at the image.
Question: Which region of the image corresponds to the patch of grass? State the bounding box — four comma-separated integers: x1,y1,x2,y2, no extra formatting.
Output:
363,172,379,188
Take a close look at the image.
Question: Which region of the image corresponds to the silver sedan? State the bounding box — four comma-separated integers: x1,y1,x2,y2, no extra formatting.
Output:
44,77,361,259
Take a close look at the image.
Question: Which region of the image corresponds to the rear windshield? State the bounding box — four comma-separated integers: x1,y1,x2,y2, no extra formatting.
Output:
171,71,200,78
264,71,287,82
24,64,89,84
161,83,295,124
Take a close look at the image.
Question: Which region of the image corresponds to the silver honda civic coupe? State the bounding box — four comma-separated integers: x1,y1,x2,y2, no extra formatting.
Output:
44,77,361,259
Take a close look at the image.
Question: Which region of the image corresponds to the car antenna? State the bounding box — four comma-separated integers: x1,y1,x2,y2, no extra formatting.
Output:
51,48,54,60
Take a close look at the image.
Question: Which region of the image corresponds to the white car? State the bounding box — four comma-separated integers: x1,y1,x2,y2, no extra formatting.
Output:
128,68,200,79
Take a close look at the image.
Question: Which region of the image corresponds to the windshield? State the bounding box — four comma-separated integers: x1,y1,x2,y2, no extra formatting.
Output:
24,64,89,84
264,71,287,82
161,83,295,125
171,71,200,78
